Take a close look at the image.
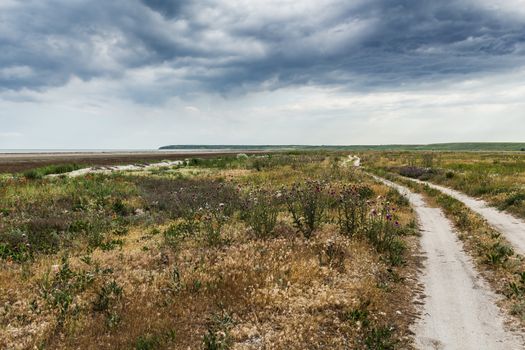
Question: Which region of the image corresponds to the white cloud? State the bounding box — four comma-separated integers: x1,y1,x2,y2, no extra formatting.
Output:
1,67,524,148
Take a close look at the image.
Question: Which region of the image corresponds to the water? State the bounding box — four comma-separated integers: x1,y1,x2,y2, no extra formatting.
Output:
0,148,246,154
0,149,154,154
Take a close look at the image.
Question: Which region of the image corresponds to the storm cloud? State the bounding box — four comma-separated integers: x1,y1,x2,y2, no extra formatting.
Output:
1,0,525,96
1,0,525,148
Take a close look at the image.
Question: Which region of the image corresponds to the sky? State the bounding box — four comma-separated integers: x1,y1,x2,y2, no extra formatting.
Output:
1,0,525,149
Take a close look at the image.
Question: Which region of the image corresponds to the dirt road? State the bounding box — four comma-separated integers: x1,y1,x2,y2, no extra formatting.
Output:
408,178,525,255
372,175,523,349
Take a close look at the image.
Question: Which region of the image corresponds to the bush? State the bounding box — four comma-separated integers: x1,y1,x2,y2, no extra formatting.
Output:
23,163,82,179
241,188,281,238
335,184,373,237
285,180,330,238
366,203,406,266
396,166,435,179
135,335,161,350
39,256,96,325
136,178,240,220
485,241,514,265
498,192,525,211
202,204,228,245
0,228,31,261
93,280,123,313
163,223,187,250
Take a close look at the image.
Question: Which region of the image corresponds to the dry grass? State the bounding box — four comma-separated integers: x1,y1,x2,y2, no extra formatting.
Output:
0,153,419,349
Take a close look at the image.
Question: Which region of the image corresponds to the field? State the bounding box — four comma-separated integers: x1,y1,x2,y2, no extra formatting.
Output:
363,151,525,219
0,153,419,349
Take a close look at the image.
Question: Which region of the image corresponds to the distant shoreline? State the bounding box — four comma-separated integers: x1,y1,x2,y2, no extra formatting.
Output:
159,143,525,152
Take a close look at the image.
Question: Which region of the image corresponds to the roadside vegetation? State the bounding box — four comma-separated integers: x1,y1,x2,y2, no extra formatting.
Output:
363,151,525,219
0,152,419,349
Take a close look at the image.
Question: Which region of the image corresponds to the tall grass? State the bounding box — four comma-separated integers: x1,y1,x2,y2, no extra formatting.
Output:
23,163,83,179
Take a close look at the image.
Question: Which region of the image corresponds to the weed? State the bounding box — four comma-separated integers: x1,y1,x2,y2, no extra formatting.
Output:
335,184,373,237
163,223,186,251
203,311,234,350
366,203,406,266
135,334,161,350
93,280,123,312
0,228,32,262
202,204,228,245
285,180,330,238
485,242,514,265
99,239,124,251
241,188,281,238
39,256,96,325
365,326,395,350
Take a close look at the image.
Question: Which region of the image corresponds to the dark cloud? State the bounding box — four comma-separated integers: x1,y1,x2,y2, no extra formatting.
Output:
140,0,185,18
1,0,525,99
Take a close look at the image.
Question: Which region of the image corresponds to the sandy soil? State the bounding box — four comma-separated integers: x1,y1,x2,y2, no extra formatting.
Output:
408,178,525,255
47,160,185,178
343,155,361,167
372,175,524,349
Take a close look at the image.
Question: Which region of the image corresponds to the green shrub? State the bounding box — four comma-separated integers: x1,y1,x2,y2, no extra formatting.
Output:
485,241,514,265
335,184,373,237
163,223,187,250
285,180,330,238
241,188,281,238
499,192,525,211
0,229,32,262
39,256,96,325
23,163,82,179
202,205,228,245
366,204,406,266
93,280,123,312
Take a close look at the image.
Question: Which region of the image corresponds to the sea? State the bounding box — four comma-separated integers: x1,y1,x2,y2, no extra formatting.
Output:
0,149,241,154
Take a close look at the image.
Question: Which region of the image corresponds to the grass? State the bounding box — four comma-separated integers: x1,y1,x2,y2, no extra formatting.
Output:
0,152,419,349
363,151,525,219
22,163,83,179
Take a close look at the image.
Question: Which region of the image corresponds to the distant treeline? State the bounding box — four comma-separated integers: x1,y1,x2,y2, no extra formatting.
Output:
159,143,525,152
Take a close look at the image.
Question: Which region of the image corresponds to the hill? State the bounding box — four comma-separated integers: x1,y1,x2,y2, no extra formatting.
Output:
159,143,525,152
